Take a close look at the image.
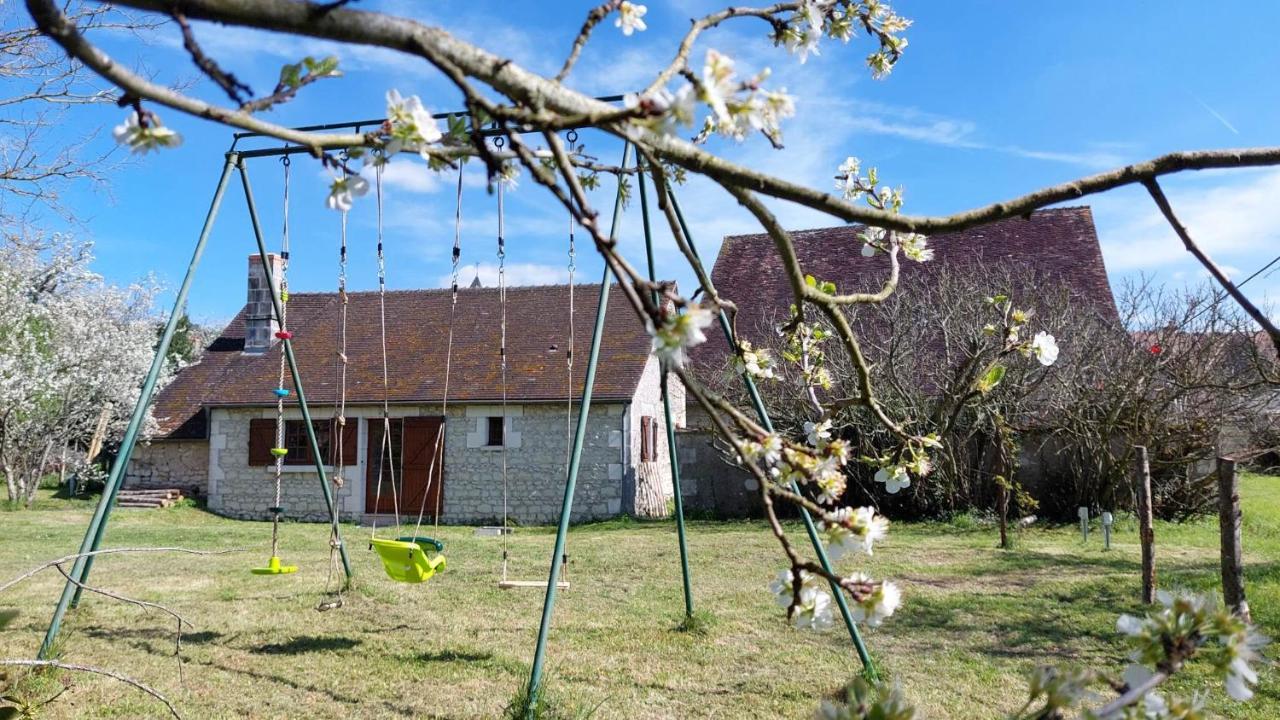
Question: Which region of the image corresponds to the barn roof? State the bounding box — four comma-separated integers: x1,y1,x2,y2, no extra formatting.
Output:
151,283,651,439
694,206,1118,364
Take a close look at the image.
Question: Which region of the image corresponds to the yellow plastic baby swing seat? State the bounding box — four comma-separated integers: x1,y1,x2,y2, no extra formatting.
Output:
370,536,447,583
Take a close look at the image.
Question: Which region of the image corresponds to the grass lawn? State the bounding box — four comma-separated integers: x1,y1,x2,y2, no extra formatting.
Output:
1,476,1276,719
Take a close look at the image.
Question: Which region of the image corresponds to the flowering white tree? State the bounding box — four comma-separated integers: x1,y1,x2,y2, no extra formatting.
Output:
20,0,1276,715
0,232,162,506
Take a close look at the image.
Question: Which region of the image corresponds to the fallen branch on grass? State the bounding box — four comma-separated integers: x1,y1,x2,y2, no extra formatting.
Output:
0,659,182,719
0,547,239,595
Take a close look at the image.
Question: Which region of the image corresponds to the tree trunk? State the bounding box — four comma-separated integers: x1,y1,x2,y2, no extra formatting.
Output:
3,461,17,504
1217,457,1250,621
1134,446,1156,605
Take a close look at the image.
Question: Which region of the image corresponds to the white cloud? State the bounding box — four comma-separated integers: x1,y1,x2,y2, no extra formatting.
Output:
1093,168,1280,272
439,262,571,288
380,161,443,193
824,99,1125,168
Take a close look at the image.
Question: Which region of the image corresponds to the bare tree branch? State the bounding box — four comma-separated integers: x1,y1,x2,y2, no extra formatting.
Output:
1143,178,1280,356
0,547,238,594
0,659,181,718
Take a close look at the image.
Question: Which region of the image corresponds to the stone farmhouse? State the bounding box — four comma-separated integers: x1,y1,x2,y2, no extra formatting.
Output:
126,255,683,524
675,206,1119,516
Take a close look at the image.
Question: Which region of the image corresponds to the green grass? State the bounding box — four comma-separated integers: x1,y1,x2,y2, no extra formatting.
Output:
0,476,1276,719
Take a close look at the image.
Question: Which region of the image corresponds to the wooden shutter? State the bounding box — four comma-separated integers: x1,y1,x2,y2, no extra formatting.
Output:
248,418,277,466
640,416,653,462
326,418,358,467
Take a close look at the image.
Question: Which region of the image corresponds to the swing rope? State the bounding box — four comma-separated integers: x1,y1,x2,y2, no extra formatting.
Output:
559,131,580,584
498,150,511,583
267,156,291,562
411,163,464,538
321,156,352,609
497,133,575,588
370,154,402,539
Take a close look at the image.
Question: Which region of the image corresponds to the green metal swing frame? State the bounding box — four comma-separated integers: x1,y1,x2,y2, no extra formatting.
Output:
38,104,876,706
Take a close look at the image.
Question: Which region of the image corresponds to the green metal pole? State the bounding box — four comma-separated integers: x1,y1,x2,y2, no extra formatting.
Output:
42,154,238,655
667,186,876,676
525,143,632,716
237,158,353,582
636,162,694,619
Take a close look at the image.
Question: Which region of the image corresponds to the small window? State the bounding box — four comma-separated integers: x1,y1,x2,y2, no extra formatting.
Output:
640,415,659,462
284,420,332,465
486,416,505,447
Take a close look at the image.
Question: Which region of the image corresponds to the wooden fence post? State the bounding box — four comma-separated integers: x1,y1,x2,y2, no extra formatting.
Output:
1217,457,1251,621
1134,446,1156,605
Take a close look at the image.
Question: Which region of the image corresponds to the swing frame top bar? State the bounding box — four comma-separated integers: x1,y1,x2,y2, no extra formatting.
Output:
227,94,627,158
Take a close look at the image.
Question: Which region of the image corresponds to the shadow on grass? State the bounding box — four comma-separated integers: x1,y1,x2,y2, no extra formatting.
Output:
193,656,426,718
416,648,495,663
894,574,1137,660
406,646,526,676
251,635,361,654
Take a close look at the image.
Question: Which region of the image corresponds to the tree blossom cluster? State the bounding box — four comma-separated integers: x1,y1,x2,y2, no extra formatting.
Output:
0,234,163,505
774,1,912,75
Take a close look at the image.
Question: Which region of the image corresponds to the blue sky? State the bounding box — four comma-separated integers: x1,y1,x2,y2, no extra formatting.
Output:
37,0,1280,325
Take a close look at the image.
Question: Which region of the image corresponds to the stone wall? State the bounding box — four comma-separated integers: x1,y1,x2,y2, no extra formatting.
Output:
675,427,763,518
125,440,209,493
624,355,686,515
206,406,361,521
205,400,630,524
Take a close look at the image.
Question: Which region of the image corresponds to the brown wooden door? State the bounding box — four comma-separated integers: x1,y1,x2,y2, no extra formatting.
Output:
403,417,444,522
365,417,444,519
365,418,402,515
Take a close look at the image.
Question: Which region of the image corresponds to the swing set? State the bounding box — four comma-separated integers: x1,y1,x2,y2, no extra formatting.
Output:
36,99,878,706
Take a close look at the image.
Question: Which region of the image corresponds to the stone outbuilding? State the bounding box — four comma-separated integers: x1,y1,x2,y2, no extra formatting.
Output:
676,206,1120,517
126,255,683,524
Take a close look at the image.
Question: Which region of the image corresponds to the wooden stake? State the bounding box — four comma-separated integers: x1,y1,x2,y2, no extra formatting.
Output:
1216,457,1250,621
1134,446,1156,605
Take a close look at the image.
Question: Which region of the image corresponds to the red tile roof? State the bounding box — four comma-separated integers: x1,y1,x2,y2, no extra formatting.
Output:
694,206,1118,362
152,283,651,439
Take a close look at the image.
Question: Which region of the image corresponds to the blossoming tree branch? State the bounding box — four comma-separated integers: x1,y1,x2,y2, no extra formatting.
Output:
23,0,1273,716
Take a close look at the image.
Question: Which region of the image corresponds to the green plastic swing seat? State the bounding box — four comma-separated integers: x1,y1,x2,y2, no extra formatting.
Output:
250,556,298,575
370,536,446,583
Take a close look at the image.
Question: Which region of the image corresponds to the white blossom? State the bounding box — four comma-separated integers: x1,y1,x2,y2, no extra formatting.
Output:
1224,626,1267,701
847,574,901,627
820,506,889,560
1030,331,1060,366
615,1,647,36
900,233,933,262
836,156,863,197
325,174,370,212
696,50,795,143
625,86,696,135
648,303,715,368
804,418,832,447
733,340,776,379
769,569,833,631
699,49,736,125
874,464,911,494
0,235,163,505
813,456,846,504
385,89,442,160
113,112,182,154
1116,614,1144,636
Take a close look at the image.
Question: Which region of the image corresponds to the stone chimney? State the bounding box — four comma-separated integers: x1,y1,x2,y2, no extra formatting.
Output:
244,253,284,354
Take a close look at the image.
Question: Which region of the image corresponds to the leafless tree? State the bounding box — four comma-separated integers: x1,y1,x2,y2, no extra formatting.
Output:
0,2,158,225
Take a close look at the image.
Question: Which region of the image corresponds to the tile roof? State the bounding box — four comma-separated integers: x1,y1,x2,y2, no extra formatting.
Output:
152,283,651,439
694,206,1118,363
